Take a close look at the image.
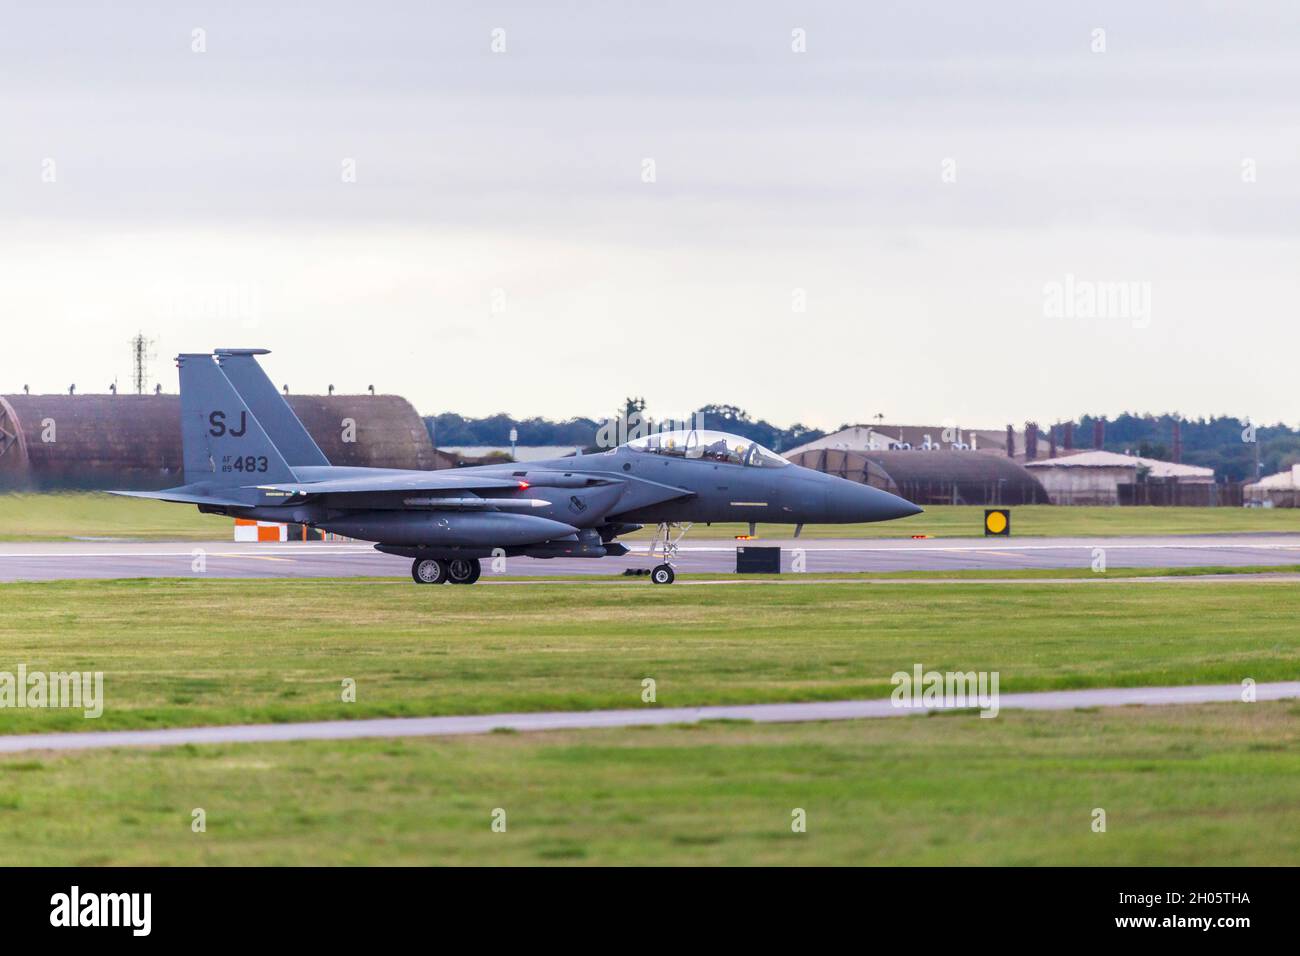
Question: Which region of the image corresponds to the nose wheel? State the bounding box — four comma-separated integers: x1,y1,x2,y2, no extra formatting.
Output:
646,522,690,584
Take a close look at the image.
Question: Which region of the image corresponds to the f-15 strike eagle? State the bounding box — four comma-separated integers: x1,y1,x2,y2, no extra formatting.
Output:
111,350,922,585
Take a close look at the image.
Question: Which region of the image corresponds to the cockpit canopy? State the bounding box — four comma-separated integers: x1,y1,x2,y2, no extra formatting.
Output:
625,430,790,467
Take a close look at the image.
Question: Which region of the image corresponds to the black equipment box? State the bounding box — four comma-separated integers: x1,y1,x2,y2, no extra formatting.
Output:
736,546,781,574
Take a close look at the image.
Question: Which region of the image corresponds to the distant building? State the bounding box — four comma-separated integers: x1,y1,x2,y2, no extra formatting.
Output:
1244,465,1300,508
787,424,997,455
428,448,461,470
1025,450,1214,505
785,424,1058,461
443,445,581,464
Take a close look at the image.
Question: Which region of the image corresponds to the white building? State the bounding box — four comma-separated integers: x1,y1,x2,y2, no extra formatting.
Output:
785,424,1008,456
1025,450,1214,505
1244,465,1300,508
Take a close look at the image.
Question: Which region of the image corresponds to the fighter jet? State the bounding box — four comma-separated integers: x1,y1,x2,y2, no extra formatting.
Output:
112,350,922,584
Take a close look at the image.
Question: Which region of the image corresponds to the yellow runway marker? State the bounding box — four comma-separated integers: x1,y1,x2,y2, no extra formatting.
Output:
984,508,1011,536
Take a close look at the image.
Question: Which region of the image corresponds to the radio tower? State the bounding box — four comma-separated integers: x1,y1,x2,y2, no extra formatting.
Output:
130,333,157,395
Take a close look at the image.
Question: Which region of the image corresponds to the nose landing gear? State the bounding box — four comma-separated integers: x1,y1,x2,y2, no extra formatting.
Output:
647,522,691,584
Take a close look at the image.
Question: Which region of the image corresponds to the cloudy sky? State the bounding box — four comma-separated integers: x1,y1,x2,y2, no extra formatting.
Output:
3,1,1298,430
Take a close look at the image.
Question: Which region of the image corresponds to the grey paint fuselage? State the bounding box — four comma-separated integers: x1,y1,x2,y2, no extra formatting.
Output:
229,447,920,548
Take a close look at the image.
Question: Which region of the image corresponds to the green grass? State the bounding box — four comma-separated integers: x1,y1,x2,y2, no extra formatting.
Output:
1,577,1296,733
4,493,1300,541
2,573,1296,866
781,563,1300,581
2,701,1297,865
0,493,228,541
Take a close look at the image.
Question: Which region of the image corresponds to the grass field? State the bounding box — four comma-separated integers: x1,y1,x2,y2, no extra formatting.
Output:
4,492,1300,541
0,493,229,541
783,564,1300,580
2,574,1297,866
2,701,1296,865
1,577,1297,733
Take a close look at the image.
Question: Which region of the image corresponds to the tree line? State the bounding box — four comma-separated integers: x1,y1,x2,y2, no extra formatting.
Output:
423,406,1300,481
424,403,826,454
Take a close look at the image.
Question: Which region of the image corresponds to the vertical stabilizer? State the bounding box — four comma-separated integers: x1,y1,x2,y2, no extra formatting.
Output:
215,349,330,467
177,354,297,487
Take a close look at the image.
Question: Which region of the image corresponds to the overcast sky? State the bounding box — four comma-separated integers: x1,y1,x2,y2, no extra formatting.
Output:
3,1,1298,430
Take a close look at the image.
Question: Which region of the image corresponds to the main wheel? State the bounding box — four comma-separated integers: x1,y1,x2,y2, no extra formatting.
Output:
651,564,675,585
411,557,448,584
447,557,482,585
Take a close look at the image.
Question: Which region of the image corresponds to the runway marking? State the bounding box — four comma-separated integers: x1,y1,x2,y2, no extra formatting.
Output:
0,547,374,559
459,573,1300,586
3,573,1299,588
671,542,1300,554
4,538,1300,560
662,575,1300,587
49,573,1288,588
3,536,1300,583
2,681,1296,754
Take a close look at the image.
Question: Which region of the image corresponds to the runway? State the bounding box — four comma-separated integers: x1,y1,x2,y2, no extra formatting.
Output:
2,681,1295,754
1,533,1300,581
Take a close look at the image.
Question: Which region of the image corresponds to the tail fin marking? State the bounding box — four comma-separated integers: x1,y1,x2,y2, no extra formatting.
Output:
177,354,298,488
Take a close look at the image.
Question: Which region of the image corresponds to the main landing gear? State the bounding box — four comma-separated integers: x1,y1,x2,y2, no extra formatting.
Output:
647,521,691,585
411,557,482,585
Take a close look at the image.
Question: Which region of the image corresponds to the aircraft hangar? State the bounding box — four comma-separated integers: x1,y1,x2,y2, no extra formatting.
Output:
0,391,448,490
785,447,1049,506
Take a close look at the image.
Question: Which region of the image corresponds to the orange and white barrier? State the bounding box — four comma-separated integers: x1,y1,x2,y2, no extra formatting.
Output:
233,519,351,542
233,519,288,542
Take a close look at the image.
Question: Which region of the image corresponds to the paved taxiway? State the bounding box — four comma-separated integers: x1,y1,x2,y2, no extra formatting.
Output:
1,534,1299,581
2,681,1296,753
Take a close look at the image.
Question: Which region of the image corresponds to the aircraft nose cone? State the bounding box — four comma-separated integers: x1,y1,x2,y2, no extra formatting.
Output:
880,491,925,521
830,479,923,523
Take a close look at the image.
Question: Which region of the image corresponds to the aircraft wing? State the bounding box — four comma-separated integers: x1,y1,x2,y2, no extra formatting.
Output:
255,472,526,496
107,489,253,508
